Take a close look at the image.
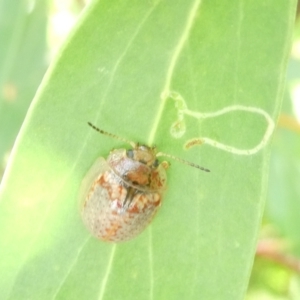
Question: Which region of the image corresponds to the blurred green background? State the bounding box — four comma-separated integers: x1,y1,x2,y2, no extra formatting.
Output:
0,0,299,299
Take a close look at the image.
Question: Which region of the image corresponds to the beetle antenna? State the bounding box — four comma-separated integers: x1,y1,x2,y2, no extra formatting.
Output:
156,151,210,172
88,122,210,172
88,122,136,148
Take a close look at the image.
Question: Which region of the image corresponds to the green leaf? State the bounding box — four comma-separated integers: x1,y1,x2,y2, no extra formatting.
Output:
0,0,296,299
266,79,300,255
0,0,47,180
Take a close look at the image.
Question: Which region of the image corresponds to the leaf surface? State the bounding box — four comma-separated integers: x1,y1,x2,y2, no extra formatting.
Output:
0,0,296,299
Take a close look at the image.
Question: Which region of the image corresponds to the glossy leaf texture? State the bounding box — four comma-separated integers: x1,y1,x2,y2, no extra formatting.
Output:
0,0,296,299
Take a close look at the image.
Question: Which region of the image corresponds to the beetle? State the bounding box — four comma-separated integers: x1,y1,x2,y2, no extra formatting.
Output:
80,122,209,242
